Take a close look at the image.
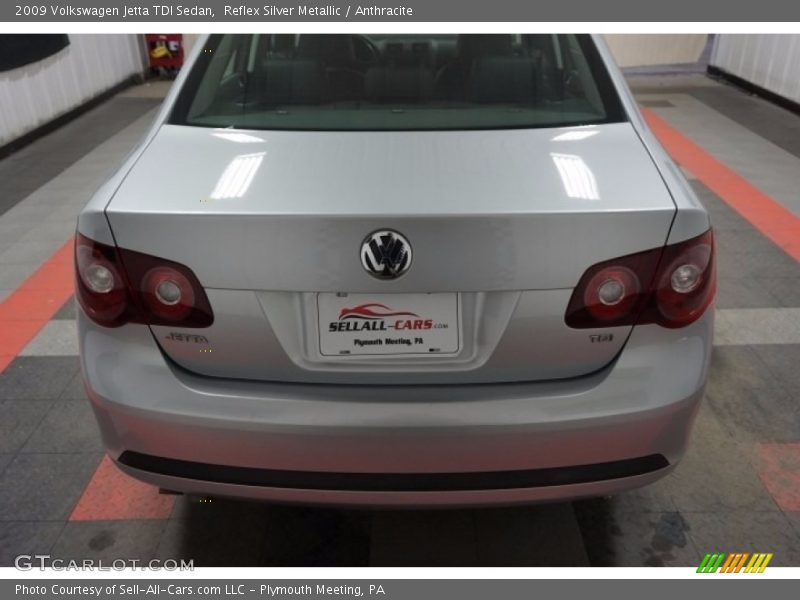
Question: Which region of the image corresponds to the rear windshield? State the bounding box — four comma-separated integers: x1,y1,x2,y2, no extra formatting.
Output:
170,34,627,131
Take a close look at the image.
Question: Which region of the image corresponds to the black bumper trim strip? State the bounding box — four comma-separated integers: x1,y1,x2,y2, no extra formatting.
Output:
118,451,669,492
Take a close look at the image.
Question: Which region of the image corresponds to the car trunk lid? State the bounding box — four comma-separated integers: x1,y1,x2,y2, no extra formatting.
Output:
105,122,675,384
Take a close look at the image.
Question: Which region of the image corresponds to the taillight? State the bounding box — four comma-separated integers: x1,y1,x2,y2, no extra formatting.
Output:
647,229,716,328
142,267,195,321
75,235,129,326
565,229,715,329
121,249,212,327
74,233,213,328
582,265,643,322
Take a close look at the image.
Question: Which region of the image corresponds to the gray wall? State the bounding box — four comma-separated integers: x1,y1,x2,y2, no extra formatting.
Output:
0,34,146,146
711,34,800,103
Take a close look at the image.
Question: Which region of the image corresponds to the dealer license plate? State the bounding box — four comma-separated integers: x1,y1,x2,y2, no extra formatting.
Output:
317,293,461,357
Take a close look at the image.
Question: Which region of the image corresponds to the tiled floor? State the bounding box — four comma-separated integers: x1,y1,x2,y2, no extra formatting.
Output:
0,74,799,567
0,94,162,218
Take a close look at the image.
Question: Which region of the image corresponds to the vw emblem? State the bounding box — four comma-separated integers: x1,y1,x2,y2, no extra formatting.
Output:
360,230,413,280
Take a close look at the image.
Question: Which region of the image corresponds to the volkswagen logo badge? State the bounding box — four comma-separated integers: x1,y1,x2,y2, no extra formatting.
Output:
360,230,412,280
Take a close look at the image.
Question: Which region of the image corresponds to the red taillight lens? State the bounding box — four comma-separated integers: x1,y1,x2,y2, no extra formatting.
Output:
565,229,715,329
583,266,642,322
141,267,195,321
74,233,213,328
565,245,662,328
649,229,716,328
75,235,130,326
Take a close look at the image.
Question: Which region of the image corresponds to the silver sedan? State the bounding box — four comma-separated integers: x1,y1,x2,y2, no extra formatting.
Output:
75,34,715,506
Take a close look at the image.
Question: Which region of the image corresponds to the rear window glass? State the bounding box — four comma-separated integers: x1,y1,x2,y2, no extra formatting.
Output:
170,34,627,131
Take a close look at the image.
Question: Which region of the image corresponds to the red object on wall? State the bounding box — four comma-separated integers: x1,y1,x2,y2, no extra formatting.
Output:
144,34,184,70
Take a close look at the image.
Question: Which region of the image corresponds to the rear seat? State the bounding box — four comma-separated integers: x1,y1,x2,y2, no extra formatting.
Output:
469,57,538,104
250,38,545,107
364,66,435,103
253,58,325,105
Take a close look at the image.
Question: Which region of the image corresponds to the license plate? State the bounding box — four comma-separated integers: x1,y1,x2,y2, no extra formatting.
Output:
317,293,461,357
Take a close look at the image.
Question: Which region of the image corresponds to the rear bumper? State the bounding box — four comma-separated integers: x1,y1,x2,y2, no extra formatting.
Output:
79,309,712,506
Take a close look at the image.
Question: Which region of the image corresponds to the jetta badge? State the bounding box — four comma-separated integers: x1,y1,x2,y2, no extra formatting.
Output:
360,230,413,280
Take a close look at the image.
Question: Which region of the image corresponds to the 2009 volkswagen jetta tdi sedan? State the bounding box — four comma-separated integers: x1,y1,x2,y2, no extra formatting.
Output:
75,34,715,506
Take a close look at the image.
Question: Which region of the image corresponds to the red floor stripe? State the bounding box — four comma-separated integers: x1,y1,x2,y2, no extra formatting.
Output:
643,108,800,263
0,237,75,373
70,456,175,521
756,443,800,512
0,234,174,520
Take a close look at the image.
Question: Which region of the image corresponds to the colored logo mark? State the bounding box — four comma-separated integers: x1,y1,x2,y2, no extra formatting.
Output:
697,553,773,573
